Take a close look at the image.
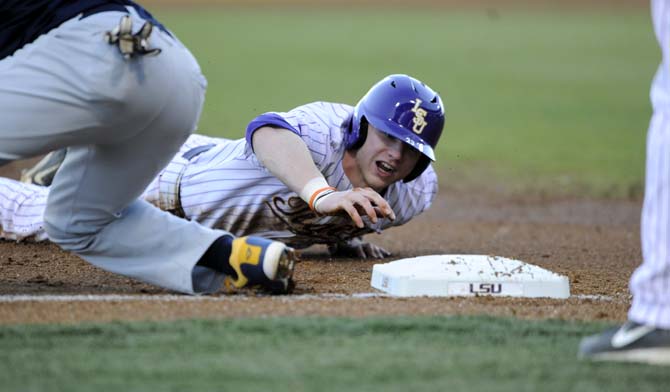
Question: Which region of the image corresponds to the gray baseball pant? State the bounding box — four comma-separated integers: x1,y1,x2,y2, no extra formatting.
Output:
0,9,227,293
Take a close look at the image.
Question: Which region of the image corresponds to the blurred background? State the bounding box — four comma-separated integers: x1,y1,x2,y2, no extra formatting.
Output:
143,0,655,198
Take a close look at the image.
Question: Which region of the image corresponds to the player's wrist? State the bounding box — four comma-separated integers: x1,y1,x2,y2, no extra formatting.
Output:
300,177,336,211
312,188,337,212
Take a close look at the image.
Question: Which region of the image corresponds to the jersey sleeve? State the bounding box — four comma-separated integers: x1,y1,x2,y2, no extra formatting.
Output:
245,101,353,172
382,164,438,228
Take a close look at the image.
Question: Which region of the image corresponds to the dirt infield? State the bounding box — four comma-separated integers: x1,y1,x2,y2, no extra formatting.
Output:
0,159,640,325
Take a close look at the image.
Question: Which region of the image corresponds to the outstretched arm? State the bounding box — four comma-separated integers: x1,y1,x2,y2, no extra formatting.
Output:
251,126,395,228
251,126,322,196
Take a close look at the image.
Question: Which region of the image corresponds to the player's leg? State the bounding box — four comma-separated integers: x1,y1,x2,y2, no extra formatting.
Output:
578,0,670,365
0,10,294,293
630,0,670,330
629,110,670,328
0,178,49,242
579,112,670,365
45,10,232,293
0,10,216,292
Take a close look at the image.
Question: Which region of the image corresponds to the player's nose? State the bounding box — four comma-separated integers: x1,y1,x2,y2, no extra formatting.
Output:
386,138,403,159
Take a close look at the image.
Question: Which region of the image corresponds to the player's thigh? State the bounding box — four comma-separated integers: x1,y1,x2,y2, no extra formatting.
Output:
45,73,206,235
74,9,207,141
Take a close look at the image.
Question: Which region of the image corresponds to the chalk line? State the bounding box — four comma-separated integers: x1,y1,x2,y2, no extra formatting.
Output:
0,292,389,303
0,292,619,303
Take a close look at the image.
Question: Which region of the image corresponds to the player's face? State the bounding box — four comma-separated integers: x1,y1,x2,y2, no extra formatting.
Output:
349,125,420,191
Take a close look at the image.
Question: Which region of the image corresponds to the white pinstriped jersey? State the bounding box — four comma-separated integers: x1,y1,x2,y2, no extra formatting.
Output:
0,180,48,241
0,102,438,248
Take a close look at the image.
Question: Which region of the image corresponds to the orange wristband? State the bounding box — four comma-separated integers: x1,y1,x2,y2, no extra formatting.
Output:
308,186,336,210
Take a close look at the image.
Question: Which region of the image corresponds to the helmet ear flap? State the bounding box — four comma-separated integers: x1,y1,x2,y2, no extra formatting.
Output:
404,156,430,182
347,117,368,150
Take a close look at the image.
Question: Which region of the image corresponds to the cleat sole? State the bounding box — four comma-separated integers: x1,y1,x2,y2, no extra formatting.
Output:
270,248,298,294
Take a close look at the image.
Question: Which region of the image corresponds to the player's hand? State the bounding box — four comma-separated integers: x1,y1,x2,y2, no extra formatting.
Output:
328,238,392,259
315,187,395,228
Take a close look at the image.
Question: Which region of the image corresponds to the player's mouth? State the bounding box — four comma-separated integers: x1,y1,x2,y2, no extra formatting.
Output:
375,160,396,178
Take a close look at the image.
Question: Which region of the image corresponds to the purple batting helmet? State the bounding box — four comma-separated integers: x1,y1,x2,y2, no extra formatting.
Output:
345,74,445,182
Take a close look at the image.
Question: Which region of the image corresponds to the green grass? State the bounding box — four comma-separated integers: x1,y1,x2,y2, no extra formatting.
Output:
152,7,657,197
1,316,668,391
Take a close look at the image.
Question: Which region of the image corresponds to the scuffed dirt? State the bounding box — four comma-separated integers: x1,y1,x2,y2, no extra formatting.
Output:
0,159,640,325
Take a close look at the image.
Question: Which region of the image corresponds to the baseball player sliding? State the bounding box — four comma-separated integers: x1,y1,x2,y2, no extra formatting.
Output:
1,74,444,264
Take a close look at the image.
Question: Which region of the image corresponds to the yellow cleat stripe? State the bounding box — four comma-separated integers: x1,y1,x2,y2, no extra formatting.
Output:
228,238,262,288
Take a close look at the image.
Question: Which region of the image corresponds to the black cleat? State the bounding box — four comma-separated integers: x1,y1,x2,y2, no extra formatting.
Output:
579,321,670,365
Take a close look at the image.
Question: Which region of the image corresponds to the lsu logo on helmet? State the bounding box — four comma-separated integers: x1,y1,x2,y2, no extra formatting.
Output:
411,99,428,134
